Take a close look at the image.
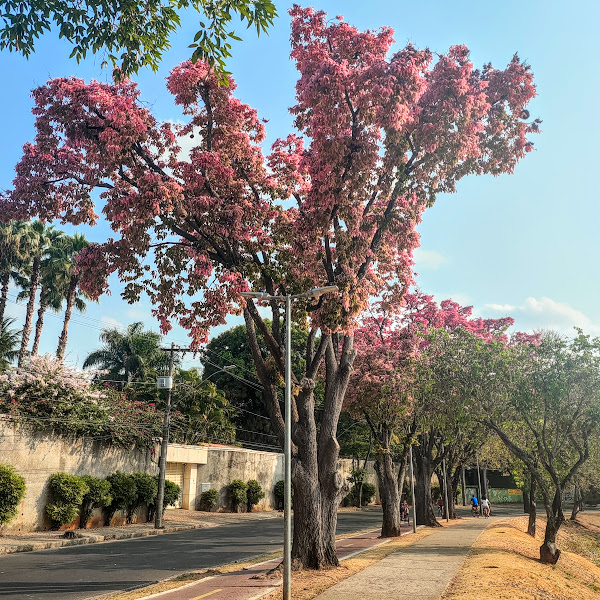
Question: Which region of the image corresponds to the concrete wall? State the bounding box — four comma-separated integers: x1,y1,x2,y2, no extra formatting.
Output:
0,421,156,533
195,446,284,511
194,449,380,512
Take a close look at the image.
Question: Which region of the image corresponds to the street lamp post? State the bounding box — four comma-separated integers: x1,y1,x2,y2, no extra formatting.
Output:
240,286,338,600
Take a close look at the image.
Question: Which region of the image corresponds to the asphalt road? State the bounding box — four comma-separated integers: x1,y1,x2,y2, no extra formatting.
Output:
0,510,385,600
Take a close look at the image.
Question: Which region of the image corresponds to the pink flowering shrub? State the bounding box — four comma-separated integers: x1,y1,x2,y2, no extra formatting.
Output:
0,356,163,448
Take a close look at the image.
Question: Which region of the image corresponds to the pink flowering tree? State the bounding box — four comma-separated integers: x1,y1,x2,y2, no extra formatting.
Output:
2,8,538,568
347,293,515,532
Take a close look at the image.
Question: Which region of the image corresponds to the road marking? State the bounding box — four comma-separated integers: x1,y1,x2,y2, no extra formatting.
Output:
190,590,222,600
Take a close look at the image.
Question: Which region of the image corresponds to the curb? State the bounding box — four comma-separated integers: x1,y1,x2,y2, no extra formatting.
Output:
0,523,203,555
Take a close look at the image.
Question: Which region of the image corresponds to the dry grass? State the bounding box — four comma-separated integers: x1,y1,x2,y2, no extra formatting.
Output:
441,512,600,600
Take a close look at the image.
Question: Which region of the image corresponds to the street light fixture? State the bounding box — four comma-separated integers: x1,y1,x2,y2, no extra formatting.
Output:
241,285,339,600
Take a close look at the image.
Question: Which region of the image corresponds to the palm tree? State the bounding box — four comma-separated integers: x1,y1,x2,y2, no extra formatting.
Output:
0,221,28,322
17,221,56,367
56,233,91,361
0,317,20,371
83,322,172,385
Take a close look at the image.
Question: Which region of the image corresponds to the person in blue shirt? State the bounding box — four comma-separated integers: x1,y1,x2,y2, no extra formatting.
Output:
470,495,480,516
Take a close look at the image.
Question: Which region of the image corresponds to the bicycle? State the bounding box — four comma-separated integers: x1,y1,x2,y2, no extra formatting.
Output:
471,504,480,517
482,505,490,518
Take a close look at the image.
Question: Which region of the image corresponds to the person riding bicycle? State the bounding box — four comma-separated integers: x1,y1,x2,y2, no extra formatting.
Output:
400,499,410,522
470,495,479,516
437,495,444,517
481,496,491,518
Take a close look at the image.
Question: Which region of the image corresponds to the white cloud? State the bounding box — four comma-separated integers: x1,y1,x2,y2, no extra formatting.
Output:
413,248,448,270
100,316,125,330
485,296,600,336
485,303,517,312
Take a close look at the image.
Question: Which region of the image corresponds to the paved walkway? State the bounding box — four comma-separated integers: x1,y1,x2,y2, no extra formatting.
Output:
135,526,405,600
314,515,497,600
0,509,282,555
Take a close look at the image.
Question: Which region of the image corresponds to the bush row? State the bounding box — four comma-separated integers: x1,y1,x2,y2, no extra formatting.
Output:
45,471,181,529
198,480,267,513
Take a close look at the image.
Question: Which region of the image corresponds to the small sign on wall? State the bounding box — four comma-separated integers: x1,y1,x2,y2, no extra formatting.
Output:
201,483,212,493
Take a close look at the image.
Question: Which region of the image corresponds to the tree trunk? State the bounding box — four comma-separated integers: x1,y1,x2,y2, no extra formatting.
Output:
527,479,537,537
56,274,77,360
374,452,401,537
0,271,9,322
539,488,564,564
31,292,48,356
448,468,461,519
570,485,582,521
18,254,40,367
412,436,441,527
523,482,531,514
482,467,489,499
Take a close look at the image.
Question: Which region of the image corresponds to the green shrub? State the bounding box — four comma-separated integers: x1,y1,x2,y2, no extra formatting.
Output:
228,480,248,512
129,472,158,523
199,488,219,512
104,472,136,525
79,476,112,529
0,464,26,525
48,473,89,505
163,480,181,510
46,502,79,529
45,473,89,529
360,482,377,504
246,480,265,512
147,478,181,522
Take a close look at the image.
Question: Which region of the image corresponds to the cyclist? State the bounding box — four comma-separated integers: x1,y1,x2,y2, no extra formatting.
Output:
470,495,479,517
400,499,410,523
481,496,491,518
437,495,444,517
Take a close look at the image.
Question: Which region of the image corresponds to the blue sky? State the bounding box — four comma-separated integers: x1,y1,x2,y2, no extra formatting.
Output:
1,0,599,367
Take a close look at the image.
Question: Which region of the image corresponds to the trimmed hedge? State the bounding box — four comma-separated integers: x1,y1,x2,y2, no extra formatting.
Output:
199,488,219,512
228,480,247,512
246,480,265,512
80,476,112,529
0,464,26,525
105,471,136,525
46,473,89,529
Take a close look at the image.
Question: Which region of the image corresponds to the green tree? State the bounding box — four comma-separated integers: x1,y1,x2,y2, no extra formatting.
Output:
0,317,20,371
0,0,277,79
172,368,236,445
83,322,172,386
16,221,57,367
56,234,92,361
480,331,600,564
0,221,28,322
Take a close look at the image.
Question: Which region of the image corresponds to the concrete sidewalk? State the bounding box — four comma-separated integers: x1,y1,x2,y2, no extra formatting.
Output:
0,509,282,555
134,526,408,600
314,515,495,600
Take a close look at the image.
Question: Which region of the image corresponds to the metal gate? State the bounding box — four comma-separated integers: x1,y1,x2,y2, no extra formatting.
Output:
165,462,184,508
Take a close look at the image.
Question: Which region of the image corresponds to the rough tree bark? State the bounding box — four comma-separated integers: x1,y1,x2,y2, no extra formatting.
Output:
243,308,354,568
527,478,537,537
0,272,9,322
56,274,77,360
540,488,563,564
31,291,48,356
412,434,441,527
18,253,40,367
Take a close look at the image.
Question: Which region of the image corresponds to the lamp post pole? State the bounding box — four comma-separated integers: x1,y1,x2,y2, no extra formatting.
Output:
155,342,176,529
441,442,449,523
240,286,338,600
283,295,292,599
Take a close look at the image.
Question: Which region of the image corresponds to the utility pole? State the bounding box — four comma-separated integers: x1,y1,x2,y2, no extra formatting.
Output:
461,465,467,506
155,342,177,529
